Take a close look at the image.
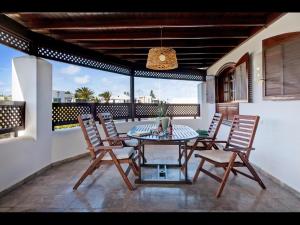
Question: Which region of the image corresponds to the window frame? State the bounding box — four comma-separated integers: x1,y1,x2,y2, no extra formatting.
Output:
262,32,300,100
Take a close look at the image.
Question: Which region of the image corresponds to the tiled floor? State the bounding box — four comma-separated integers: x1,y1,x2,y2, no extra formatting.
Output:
0,146,300,212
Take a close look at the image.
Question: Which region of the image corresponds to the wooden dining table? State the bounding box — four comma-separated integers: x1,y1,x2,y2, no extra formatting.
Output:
127,123,198,184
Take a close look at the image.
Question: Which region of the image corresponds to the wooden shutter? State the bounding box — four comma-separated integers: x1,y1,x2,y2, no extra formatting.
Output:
263,32,300,100
282,37,300,95
264,45,283,96
234,53,250,102
206,77,215,103
216,102,239,124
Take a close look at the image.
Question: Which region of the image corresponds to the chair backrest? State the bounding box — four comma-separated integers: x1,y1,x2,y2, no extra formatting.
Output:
98,112,122,146
226,115,260,158
207,113,223,139
78,114,103,159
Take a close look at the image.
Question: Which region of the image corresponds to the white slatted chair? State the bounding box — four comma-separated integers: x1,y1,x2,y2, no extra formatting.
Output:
73,114,139,191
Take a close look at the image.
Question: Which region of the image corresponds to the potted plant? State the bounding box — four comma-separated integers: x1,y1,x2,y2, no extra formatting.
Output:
156,102,169,131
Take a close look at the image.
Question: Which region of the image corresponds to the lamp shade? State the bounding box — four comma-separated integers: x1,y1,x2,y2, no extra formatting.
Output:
146,47,178,70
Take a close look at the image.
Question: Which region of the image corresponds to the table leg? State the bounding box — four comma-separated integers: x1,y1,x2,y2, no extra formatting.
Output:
142,144,146,165
138,140,142,182
178,144,182,166
184,141,188,182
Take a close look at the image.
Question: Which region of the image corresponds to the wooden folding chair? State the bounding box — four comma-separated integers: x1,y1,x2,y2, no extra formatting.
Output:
98,112,147,163
180,113,223,170
73,114,139,191
193,115,266,198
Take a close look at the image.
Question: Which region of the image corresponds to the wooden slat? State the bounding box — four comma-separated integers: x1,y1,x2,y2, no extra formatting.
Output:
230,135,250,142
232,123,253,130
231,131,251,138
282,37,300,95
265,45,283,96
19,13,267,30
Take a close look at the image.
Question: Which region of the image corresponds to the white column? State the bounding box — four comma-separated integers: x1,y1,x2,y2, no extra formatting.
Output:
0,56,53,192
197,82,210,127
12,56,52,139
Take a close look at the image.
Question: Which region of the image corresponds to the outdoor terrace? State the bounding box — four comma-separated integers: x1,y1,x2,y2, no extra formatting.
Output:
0,11,300,215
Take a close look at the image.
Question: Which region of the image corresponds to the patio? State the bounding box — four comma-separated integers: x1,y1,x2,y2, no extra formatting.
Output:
1,11,300,214
1,145,300,212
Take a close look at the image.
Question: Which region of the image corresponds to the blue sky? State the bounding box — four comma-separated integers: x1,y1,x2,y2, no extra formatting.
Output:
0,44,200,103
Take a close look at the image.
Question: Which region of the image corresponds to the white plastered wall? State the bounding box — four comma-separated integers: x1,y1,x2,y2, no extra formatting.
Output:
0,56,52,192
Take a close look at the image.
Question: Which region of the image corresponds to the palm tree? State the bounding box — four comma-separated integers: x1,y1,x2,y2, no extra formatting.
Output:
99,91,112,103
75,87,94,102
150,90,156,99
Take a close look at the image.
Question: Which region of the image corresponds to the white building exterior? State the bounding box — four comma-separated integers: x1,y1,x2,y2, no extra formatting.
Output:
137,95,153,103
109,94,130,103
52,90,74,103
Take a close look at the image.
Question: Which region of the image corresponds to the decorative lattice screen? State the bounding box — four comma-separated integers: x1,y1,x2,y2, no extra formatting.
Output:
0,101,26,134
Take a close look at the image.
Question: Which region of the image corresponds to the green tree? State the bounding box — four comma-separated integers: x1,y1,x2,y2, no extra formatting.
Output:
99,91,112,103
65,91,71,94
93,96,100,103
75,87,94,102
150,90,156,99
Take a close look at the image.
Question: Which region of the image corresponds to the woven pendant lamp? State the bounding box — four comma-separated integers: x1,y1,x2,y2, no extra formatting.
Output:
146,28,178,70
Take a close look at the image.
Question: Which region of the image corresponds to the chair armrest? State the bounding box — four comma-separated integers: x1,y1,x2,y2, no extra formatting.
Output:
118,132,128,135
223,147,255,152
197,136,213,140
204,140,228,143
103,136,130,141
97,145,124,150
197,140,228,145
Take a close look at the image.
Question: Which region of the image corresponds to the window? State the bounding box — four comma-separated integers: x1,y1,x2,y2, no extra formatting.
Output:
53,98,61,103
211,53,250,125
215,53,250,103
263,32,300,100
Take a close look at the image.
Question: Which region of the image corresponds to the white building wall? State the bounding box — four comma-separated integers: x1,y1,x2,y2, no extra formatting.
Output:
206,13,300,192
0,56,52,192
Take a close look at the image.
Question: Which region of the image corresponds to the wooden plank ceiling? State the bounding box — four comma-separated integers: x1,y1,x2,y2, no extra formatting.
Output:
5,12,282,70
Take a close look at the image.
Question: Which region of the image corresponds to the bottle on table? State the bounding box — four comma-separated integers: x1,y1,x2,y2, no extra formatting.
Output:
167,119,173,135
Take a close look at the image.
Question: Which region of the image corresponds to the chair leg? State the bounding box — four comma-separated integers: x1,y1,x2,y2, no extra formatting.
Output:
238,153,266,189
231,169,238,176
181,148,194,171
73,152,105,190
109,151,135,191
216,153,237,198
130,159,139,176
193,158,205,183
222,167,238,176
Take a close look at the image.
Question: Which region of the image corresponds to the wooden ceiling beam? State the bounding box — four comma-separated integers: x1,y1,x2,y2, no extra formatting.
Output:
135,61,214,64
120,55,220,60
134,58,216,63
79,39,240,49
99,48,231,55
45,29,250,41
128,57,218,62
21,14,267,30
